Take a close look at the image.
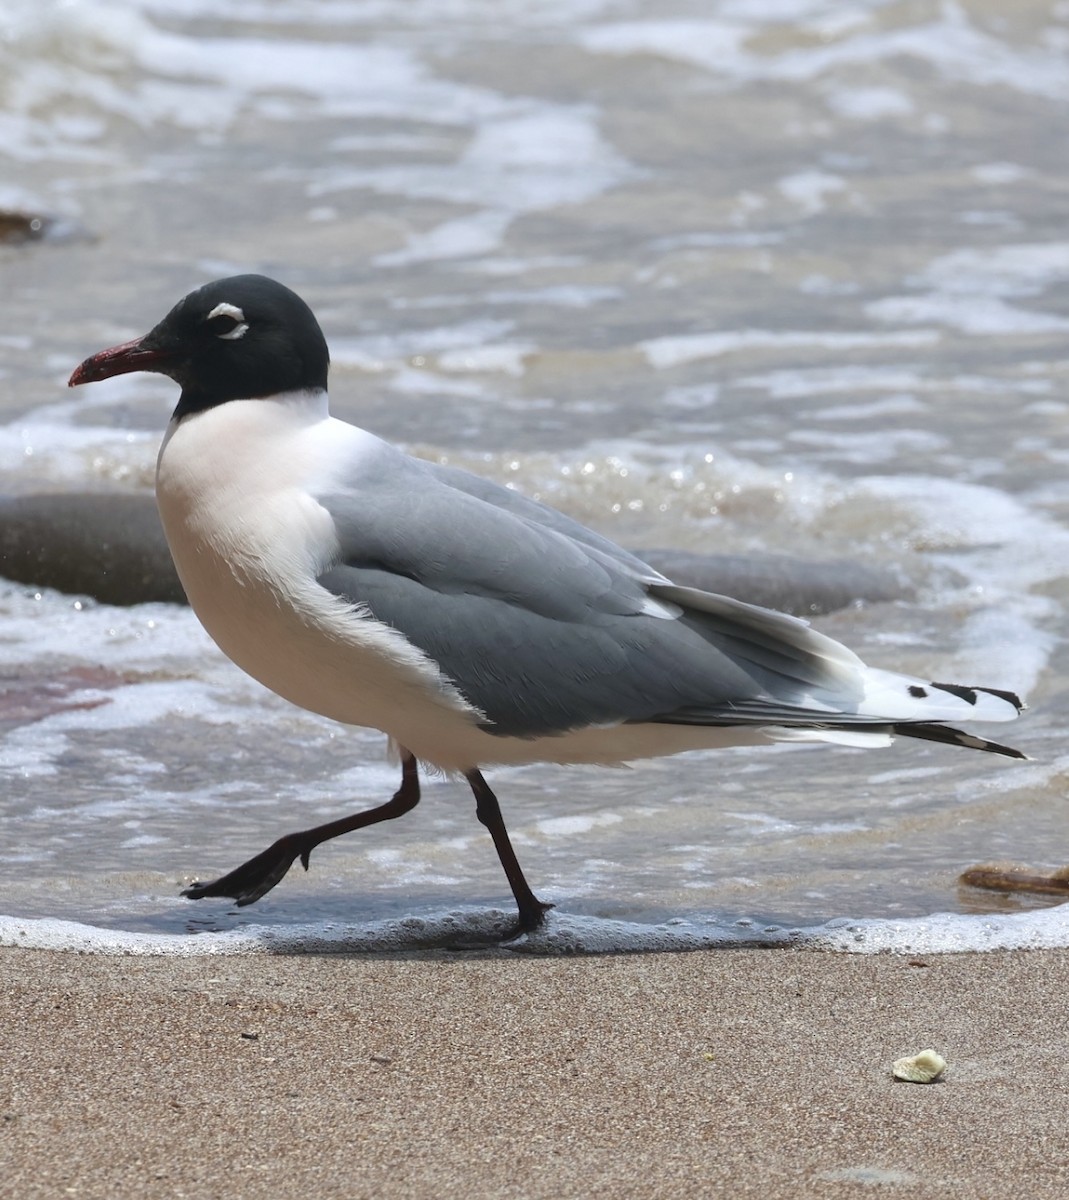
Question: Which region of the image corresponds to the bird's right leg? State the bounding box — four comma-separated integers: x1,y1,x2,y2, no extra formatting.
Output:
466,768,553,936
182,751,421,906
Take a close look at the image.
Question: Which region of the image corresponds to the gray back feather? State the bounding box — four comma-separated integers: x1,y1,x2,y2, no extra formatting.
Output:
314,445,871,739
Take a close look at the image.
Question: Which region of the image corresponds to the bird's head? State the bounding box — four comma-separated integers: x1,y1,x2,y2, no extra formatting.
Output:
68,274,330,418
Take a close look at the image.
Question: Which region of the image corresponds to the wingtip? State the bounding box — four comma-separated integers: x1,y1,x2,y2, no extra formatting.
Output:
897,722,1027,759
964,733,1028,760
930,681,1026,715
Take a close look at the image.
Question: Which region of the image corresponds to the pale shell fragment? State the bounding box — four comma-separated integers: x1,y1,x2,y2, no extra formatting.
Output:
892,1049,947,1083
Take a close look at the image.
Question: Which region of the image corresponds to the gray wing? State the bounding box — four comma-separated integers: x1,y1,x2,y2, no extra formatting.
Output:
315,450,866,738
424,460,668,584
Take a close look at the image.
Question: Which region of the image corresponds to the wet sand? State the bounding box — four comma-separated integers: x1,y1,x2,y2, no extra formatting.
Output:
3,944,1068,1198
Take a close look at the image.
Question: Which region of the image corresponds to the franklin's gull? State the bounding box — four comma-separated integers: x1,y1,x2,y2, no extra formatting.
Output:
69,275,1025,933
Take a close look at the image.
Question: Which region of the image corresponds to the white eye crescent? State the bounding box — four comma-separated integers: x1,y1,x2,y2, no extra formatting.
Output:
206,301,249,340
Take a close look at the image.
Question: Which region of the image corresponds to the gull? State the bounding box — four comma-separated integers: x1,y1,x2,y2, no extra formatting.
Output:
68,275,1024,933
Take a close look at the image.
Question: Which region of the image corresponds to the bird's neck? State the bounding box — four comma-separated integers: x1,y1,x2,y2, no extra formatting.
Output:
158,389,333,505
172,385,330,425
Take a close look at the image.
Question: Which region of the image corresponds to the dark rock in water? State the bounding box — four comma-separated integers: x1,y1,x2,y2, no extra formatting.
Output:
0,210,94,245
0,493,184,605
637,548,909,616
0,492,909,614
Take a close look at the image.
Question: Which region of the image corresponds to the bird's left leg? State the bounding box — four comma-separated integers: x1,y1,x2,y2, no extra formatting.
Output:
182,752,421,906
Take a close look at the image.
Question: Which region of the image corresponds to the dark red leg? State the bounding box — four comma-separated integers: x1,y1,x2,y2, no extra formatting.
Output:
466,768,553,934
183,752,421,906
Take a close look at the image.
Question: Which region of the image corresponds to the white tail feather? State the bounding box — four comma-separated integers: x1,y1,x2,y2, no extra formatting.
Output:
858,668,1022,724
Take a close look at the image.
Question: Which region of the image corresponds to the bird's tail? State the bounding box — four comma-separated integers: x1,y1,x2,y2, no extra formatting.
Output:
723,682,1027,758
888,682,1026,759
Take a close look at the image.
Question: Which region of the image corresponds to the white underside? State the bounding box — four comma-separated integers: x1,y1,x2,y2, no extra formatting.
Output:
155,390,1005,773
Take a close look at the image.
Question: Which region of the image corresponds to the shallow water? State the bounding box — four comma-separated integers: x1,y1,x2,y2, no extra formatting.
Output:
1,0,1068,953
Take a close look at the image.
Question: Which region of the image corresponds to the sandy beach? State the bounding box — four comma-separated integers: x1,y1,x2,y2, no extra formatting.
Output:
2,944,1067,1199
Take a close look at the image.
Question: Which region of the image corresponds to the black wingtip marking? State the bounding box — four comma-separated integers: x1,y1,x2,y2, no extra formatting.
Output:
930,682,1025,713
898,722,1026,760
930,681,978,705
976,684,1026,712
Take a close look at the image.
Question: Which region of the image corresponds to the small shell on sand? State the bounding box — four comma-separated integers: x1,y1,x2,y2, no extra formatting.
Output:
892,1049,947,1083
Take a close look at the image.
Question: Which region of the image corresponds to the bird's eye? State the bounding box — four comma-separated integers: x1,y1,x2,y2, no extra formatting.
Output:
204,301,249,341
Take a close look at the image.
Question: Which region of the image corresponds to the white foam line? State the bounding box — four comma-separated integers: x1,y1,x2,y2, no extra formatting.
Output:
810,907,1069,954
640,329,938,369
581,11,1069,100
0,913,509,956
3,904,1068,957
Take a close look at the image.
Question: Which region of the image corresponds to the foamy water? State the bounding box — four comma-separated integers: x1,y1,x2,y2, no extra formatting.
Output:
1,0,1068,954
